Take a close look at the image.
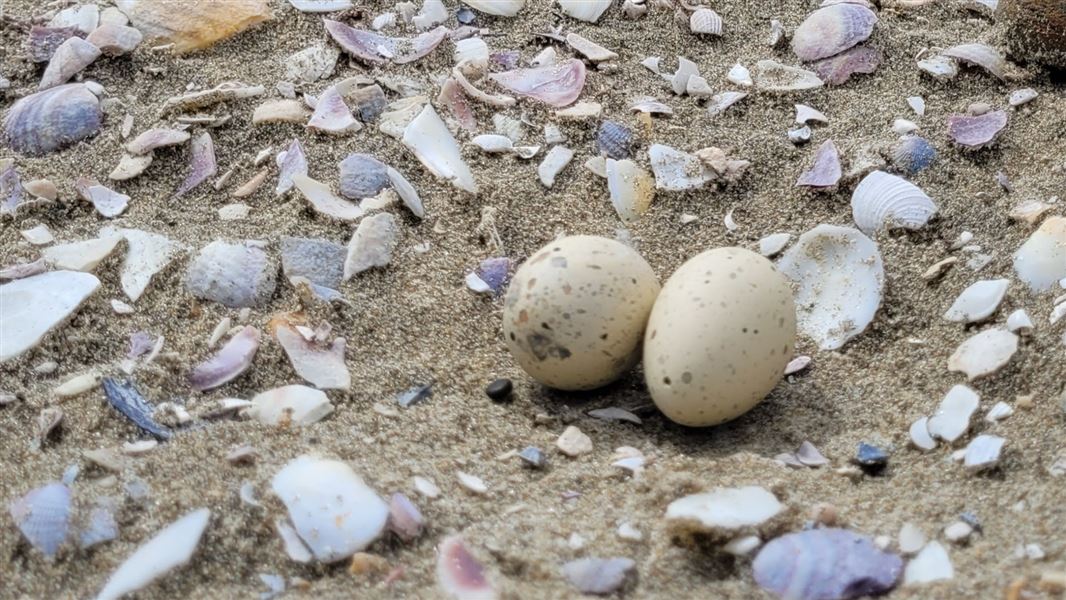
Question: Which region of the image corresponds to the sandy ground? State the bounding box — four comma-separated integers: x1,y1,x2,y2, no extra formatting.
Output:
2,0,1065,598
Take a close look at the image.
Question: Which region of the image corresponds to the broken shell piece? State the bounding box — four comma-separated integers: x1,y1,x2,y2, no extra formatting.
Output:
126,128,191,155
670,56,700,95
753,60,824,92
252,99,311,124
795,104,828,125
666,486,784,536
1013,217,1066,293
160,82,265,114
412,0,447,30
437,535,496,600
85,23,143,56
917,55,958,80
927,385,979,443
810,46,881,85
454,38,489,77
605,159,655,223
184,241,277,308
293,174,363,222
963,434,1005,472
49,5,99,34
82,184,130,218
791,4,877,61
116,0,271,54
344,212,399,279
113,228,184,302
942,43,1008,79
648,144,715,191
985,401,1014,422
288,0,353,12
39,37,101,90
323,20,448,65
948,328,1018,380
538,145,574,188
891,136,936,175
690,9,723,35
777,224,884,350
21,225,54,246
903,541,953,585
796,139,841,188
307,86,360,135
947,110,1007,149
597,121,632,160
175,132,217,197
489,59,586,108
567,32,617,62
402,105,478,194
1009,88,1037,107
275,139,307,197
249,385,334,426
556,101,602,120
562,557,636,595
284,43,340,82
338,154,390,199
1006,309,1033,335
4,84,102,156
8,482,71,558
758,233,792,257
27,26,82,64
273,319,350,390
943,279,1009,323
909,416,937,451
109,154,154,181
558,0,611,22
189,326,260,391
463,0,524,16
707,91,748,117
471,135,514,154
851,170,937,234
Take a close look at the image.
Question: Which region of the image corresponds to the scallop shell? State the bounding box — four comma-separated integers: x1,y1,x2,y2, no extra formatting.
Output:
942,43,1007,79
596,121,633,160
4,83,102,156
947,110,1007,149
777,224,884,350
338,154,390,199
558,0,611,22
690,8,723,35
464,0,525,16
648,144,716,191
890,135,936,174
791,4,878,62
809,45,881,85
606,158,655,223
116,0,271,54
1013,216,1066,293
8,482,71,558
402,104,478,194
39,37,100,90
753,60,824,92
796,139,841,188
753,529,903,600
488,59,586,107
851,170,937,234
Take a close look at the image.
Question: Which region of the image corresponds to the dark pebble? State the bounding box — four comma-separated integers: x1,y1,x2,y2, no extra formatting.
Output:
485,378,513,401
518,446,546,469
853,442,888,473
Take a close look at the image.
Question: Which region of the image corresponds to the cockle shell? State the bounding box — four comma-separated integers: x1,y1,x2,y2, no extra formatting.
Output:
796,139,841,188
809,45,881,85
777,224,884,350
489,59,586,108
117,0,271,54
338,154,390,199
606,159,655,223
942,43,1008,79
9,482,71,558
188,326,260,391
1013,216,1066,293
791,4,878,61
648,144,715,191
464,0,525,16
947,110,1007,149
690,8,723,35
39,37,101,90
753,529,903,600
851,170,937,234
4,84,101,156
596,121,633,160
402,104,478,194
271,456,388,563
558,0,611,22
323,20,448,65
891,136,936,174
753,60,824,92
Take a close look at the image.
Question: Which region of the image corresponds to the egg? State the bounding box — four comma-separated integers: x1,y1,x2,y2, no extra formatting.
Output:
503,235,661,391
644,247,796,426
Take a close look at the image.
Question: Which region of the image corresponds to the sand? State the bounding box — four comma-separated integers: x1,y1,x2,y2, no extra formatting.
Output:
1,0,1065,598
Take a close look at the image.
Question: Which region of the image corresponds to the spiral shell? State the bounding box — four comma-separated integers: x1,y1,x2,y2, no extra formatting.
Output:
3,83,102,156
791,4,878,62
690,8,723,35
851,170,937,233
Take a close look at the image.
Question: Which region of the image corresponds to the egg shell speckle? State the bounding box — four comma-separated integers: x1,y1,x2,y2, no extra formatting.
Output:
644,247,796,426
503,235,660,391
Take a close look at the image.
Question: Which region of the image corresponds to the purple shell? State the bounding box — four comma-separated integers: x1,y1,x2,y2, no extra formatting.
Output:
1,162,25,215
947,110,1007,149
3,83,102,156
276,138,308,197
338,153,390,199
79,497,119,549
562,557,636,595
753,528,902,600
280,236,345,290
101,378,173,440
491,50,520,71
809,46,881,85
437,536,495,599
128,331,156,358
8,482,71,558
489,59,587,107
597,121,633,160
324,20,448,65
26,26,83,63
792,4,878,62
387,493,424,542
188,326,260,391
175,132,217,197
477,257,512,293
796,140,842,188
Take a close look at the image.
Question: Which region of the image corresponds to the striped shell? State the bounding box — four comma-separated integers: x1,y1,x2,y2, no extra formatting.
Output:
690,9,723,35
792,4,878,62
596,121,633,160
9,482,72,558
3,83,102,156
851,170,937,234
891,135,936,174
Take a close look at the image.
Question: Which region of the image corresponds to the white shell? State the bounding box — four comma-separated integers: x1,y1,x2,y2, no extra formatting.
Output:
566,32,617,62
707,91,748,116
777,225,883,350
753,60,824,92
909,416,937,451
1008,88,1038,107
943,279,1009,323
378,95,427,139
271,456,389,563
538,145,574,188
605,158,655,223
690,8,723,35
454,38,489,77
292,174,363,222
248,385,335,425
927,385,979,443
851,170,937,234
942,43,1007,79
963,434,1005,472
917,55,958,81
402,105,477,194
727,63,753,87
558,0,610,22
904,542,954,585
947,328,1018,380
648,144,715,191
95,509,210,600
1013,216,1066,293
672,56,700,95
344,212,398,278
275,323,350,390
795,104,827,124
907,96,926,116
0,271,100,362
685,75,713,98
288,0,353,12
412,0,447,30
471,134,514,153
463,0,524,16
985,401,1014,422
758,233,791,257
111,228,184,302
42,236,121,272
1006,309,1033,334
666,486,783,534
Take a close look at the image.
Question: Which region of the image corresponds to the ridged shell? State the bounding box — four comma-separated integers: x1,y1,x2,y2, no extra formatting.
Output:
791,4,878,62
851,170,937,234
753,529,903,600
942,43,1007,79
9,482,71,558
338,153,390,199
891,136,936,174
596,121,633,160
795,139,841,188
463,0,525,16
810,45,881,85
690,9,723,35
777,224,884,350
3,83,101,156
558,0,611,23
116,0,271,54
947,110,1007,149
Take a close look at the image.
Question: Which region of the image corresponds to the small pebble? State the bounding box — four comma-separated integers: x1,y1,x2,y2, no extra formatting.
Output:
485,378,513,401
556,426,593,457
943,521,972,543
616,522,643,542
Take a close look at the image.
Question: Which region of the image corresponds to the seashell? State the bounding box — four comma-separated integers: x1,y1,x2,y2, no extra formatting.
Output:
753,529,903,600
189,326,260,391
402,104,478,193
1009,87,1038,107
492,114,524,142
438,78,477,132
437,535,496,599
464,0,525,16
947,110,1007,149
21,224,54,246
0,259,48,281
630,97,673,115
79,498,120,549
160,82,264,114
556,101,602,120
39,37,101,90
49,5,99,34
249,385,334,425
690,8,723,35
253,99,312,124
791,4,877,61
280,236,345,290
903,541,954,585
1006,309,1034,335
916,54,958,80
110,153,154,181
386,167,424,218
273,318,350,390
101,378,172,440
796,139,841,188
942,43,1008,79
558,0,611,22
274,518,312,562
567,32,618,62
777,224,884,350
288,0,353,12
26,26,83,63
727,63,753,87
4,84,102,156
671,56,700,95
82,183,130,218
275,139,307,197
943,279,1009,323
1013,216,1066,293
788,126,811,145
948,328,1018,380
795,104,828,124
342,83,387,122
623,0,648,19
43,236,122,273
606,158,655,223
596,121,632,160
387,493,425,541
753,60,824,92
851,170,937,234
648,144,715,191
85,23,143,56
707,91,748,116
184,241,277,308
0,271,101,363
890,135,936,174
175,132,216,197
538,145,574,188
283,43,339,83
809,45,881,85
117,0,270,54
452,67,517,108
686,75,713,98
454,37,489,78
471,134,514,154
8,482,71,558
293,173,364,221
95,509,211,600
489,59,586,107
758,233,792,257
344,212,399,278
271,456,388,562
562,558,636,595
306,86,360,135
324,20,448,64
111,228,184,302
963,434,1005,472
1,163,26,215
412,0,448,30
126,128,190,155
666,486,784,535
338,154,390,199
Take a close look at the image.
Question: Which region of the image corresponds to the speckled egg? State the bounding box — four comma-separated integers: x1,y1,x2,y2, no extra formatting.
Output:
503,235,661,391
644,247,796,426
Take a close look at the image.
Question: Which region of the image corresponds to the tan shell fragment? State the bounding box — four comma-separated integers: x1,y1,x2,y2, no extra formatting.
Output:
116,0,272,54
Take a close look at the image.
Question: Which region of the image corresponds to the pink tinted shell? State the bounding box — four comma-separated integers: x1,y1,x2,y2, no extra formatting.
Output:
792,4,878,62
488,59,587,107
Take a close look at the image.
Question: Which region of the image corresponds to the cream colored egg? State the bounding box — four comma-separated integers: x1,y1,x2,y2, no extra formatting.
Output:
644,247,796,426
503,235,661,390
